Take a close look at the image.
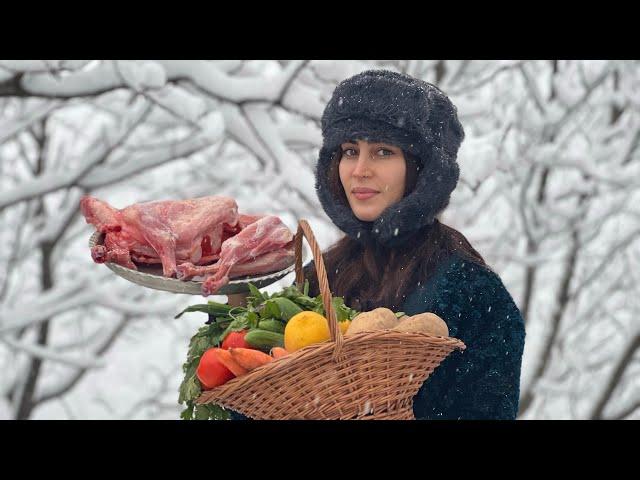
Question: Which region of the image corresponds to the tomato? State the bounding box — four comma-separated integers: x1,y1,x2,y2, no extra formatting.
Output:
196,348,235,389
221,330,252,350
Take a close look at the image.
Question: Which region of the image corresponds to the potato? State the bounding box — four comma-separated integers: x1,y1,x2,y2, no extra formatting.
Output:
345,307,399,335
392,312,449,337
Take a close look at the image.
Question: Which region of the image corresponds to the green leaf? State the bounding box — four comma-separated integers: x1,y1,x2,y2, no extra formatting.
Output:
247,283,264,302
174,302,233,319
246,311,259,329
247,283,266,309
330,298,346,322
209,404,231,420
194,405,212,420
193,403,230,420
219,315,250,342
261,300,281,320
180,404,194,420
295,296,319,310
186,376,202,401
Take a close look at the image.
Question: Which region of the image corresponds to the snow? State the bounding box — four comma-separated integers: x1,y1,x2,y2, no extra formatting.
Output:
0,59,638,420
158,60,307,103
20,61,124,97
116,61,167,91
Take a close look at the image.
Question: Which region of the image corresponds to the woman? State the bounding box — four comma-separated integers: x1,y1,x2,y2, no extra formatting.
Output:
234,69,526,420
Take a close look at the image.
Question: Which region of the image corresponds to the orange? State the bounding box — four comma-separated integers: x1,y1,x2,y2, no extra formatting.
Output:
339,320,351,335
284,311,331,352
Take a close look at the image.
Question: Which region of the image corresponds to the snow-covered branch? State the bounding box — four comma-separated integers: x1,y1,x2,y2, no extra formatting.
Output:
0,99,152,210
0,336,106,369
0,99,63,145
2,60,309,104
34,315,134,405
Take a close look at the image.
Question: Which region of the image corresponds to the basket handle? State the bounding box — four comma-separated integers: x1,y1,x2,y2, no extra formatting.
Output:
294,219,344,360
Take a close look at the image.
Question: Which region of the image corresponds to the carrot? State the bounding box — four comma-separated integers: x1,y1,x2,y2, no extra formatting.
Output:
229,348,274,371
210,348,249,377
270,347,290,359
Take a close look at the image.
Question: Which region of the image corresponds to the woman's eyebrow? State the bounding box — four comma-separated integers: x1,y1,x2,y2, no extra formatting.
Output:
371,142,397,148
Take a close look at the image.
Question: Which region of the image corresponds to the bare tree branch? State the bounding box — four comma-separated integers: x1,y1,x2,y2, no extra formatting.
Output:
612,401,640,420
591,334,640,419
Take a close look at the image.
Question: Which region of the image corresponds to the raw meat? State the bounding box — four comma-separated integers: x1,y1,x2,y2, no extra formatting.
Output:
81,195,239,278
81,196,295,296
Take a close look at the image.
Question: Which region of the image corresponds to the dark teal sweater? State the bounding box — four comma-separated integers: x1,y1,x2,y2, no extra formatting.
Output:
402,254,526,419
227,254,526,420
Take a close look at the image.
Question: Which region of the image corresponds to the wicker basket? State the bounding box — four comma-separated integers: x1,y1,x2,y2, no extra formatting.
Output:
196,219,466,419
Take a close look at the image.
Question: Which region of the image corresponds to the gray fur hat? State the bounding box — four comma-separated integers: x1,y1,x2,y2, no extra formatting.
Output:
315,69,465,247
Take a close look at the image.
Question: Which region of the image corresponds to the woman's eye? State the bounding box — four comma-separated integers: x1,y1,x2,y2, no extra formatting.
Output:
377,148,394,156
342,148,357,157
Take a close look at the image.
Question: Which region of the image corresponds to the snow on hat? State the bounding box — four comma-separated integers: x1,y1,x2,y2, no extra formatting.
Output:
315,69,465,247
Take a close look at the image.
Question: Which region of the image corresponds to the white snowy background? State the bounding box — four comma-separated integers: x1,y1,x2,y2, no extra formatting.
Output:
0,60,638,420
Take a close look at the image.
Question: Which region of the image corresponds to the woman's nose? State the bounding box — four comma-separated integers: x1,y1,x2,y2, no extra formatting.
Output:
352,153,372,178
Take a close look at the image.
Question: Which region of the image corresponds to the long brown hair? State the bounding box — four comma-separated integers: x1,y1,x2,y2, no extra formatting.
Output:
305,149,488,312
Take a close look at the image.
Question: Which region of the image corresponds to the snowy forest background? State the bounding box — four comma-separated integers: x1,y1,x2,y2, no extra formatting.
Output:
0,60,638,420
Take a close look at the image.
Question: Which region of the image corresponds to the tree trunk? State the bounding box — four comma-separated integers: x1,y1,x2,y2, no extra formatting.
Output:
519,228,580,416
14,118,53,420
15,242,53,419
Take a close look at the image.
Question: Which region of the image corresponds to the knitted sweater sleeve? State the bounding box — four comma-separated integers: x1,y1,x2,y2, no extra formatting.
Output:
410,261,526,420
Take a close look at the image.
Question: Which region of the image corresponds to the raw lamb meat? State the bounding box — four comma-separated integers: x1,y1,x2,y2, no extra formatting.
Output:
177,215,295,295
81,195,240,278
81,195,295,296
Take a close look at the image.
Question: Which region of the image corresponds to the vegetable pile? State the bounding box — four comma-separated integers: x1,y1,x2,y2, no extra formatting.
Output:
177,281,359,420
176,283,449,420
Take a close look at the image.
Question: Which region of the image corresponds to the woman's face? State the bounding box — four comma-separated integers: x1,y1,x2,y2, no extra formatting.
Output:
338,140,407,222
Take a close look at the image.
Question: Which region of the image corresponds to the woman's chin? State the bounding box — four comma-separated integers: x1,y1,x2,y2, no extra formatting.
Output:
352,209,382,222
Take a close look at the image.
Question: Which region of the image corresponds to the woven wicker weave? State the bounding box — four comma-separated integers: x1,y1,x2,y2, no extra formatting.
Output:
196,219,466,419
88,231,295,295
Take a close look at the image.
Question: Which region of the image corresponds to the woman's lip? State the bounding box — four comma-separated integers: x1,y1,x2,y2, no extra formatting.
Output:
352,188,379,193
353,192,378,200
